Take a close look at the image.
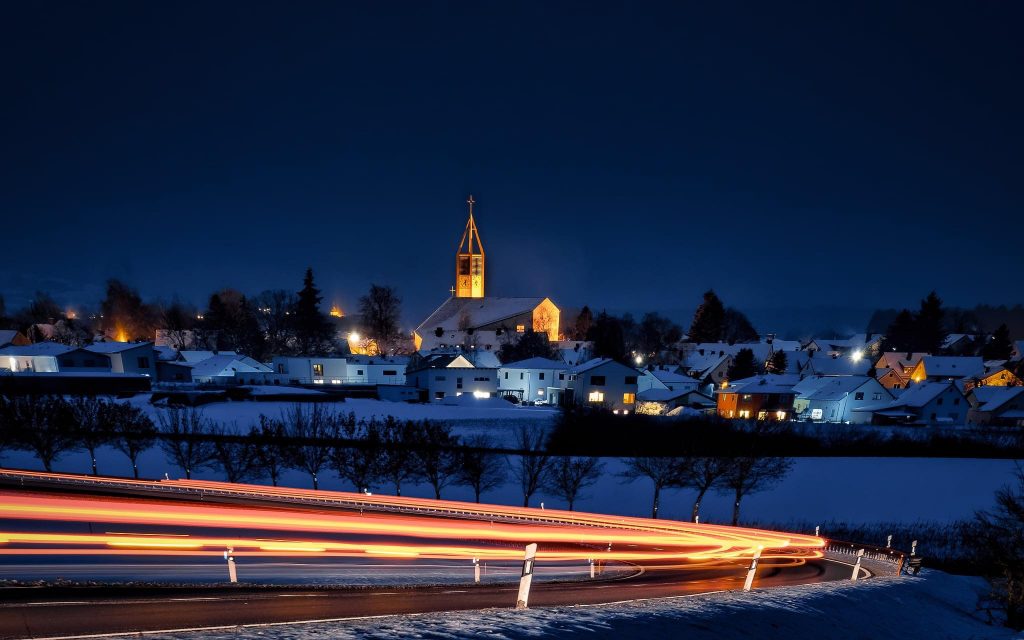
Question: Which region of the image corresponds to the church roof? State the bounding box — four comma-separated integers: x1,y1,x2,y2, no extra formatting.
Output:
415,296,549,335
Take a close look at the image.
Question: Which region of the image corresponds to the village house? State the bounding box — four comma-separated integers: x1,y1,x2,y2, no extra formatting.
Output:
855,380,968,426
715,374,800,421
0,342,111,373
405,353,498,402
966,386,1024,426
636,387,715,416
85,342,157,377
874,352,927,390
566,358,641,411
792,375,892,424
190,354,273,385
799,354,873,377
908,356,985,383
497,356,570,405
0,330,30,349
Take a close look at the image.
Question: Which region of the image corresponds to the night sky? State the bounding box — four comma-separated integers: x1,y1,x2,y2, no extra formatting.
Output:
2,2,1021,334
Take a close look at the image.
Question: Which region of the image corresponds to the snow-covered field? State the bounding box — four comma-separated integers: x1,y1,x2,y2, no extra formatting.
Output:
137,571,1015,639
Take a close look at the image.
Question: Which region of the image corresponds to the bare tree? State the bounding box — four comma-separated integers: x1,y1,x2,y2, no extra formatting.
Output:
4,396,77,472
379,416,421,496
511,425,551,507
69,396,110,476
544,456,603,511
681,456,728,523
253,289,297,355
157,406,215,479
620,457,684,519
412,421,460,499
209,423,260,484
332,417,384,493
720,456,793,525
253,415,288,486
281,403,337,489
358,284,402,354
973,466,1024,630
104,402,157,479
456,435,506,503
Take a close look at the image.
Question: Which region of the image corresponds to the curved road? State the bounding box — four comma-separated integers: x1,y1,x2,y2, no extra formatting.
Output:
0,558,858,639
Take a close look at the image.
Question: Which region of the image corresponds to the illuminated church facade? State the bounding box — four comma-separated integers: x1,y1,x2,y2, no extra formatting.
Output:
413,196,560,353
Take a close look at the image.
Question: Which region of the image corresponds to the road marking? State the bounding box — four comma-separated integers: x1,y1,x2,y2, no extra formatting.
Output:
277,593,327,598
169,597,220,602
25,601,90,606
442,590,468,593
371,592,399,596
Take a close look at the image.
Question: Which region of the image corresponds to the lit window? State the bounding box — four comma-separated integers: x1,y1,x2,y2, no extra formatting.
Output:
738,410,750,418
516,324,525,333
588,391,605,403
775,411,787,420
312,363,324,377
623,392,636,404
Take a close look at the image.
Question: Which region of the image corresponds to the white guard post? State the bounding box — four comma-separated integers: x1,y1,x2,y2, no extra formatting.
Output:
515,543,538,609
851,548,865,581
911,540,918,556
225,547,238,583
742,546,763,591
886,534,893,548
814,525,820,537
473,557,480,583
589,558,595,579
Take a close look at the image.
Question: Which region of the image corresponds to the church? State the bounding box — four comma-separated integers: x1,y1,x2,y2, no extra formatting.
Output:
413,196,560,353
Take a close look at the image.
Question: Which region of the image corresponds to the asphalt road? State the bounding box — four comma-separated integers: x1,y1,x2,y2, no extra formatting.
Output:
0,558,856,639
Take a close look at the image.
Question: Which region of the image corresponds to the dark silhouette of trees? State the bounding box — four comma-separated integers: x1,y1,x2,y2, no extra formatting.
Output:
727,348,759,381
573,306,593,341
253,290,297,356
69,396,110,476
722,308,759,344
100,279,155,342
253,415,288,486
456,435,506,503
637,313,683,359
332,417,385,493
543,456,603,510
881,309,917,353
203,289,265,358
3,396,77,472
379,417,421,496
620,457,683,519
105,402,157,479
983,324,1014,361
358,284,402,355
411,421,461,499
916,291,947,354
208,423,260,484
281,403,337,489
765,350,788,375
680,457,727,523
511,425,551,507
588,311,627,362
157,300,198,350
972,467,1024,630
720,456,793,525
158,407,215,480
293,268,336,355
498,330,557,363
689,291,726,343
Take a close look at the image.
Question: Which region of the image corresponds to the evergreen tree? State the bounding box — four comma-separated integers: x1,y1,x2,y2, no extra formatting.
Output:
203,290,265,357
765,350,788,374
881,309,916,353
587,311,626,362
983,324,1014,361
637,312,683,358
727,348,759,381
498,330,557,363
100,280,154,341
293,268,335,355
722,307,759,344
915,291,947,354
689,290,725,343
573,306,593,341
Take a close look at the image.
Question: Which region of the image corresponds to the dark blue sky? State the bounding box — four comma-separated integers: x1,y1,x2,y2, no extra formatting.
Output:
2,2,1021,333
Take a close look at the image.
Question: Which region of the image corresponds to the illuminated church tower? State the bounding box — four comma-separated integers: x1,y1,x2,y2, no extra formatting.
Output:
455,195,485,298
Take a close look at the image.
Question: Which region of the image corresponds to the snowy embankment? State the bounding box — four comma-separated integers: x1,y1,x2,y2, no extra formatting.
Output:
142,571,1015,640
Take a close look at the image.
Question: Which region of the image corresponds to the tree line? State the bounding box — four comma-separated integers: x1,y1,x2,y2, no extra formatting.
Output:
0,271,406,359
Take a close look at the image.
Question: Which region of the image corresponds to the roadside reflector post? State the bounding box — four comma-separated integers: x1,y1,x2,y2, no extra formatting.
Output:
473,557,480,583
814,525,820,537
695,515,699,524
225,547,237,583
742,545,763,591
515,543,538,609
589,558,595,579
886,534,893,549
851,548,865,581
911,540,918,556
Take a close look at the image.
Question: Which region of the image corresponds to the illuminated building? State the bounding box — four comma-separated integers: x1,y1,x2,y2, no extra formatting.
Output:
329,304,345,318
412,196,560,352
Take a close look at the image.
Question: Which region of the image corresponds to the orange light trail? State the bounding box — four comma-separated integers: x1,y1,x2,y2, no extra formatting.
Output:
0,469,824,566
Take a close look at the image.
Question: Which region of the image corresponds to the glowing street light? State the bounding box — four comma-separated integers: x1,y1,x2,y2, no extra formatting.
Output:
851,349,863,363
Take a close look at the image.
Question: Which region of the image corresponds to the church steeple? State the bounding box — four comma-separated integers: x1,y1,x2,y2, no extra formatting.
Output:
455,195,485,298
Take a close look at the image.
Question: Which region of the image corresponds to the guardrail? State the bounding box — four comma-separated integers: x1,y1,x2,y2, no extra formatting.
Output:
824,539,908,576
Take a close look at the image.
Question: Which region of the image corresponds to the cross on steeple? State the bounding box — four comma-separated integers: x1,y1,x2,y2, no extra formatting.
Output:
450,285,456,296
467,194,475,217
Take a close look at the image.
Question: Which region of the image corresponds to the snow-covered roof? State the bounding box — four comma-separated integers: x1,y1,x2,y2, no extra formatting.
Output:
795,376,882,401
974,386,1024,413
415,297,550,334
875,352,926,373
345,354,410,365
637,388,694,402
0,330,24,346
919,356,985,378
859,380,960,410
763,339,802,352
682,352,730,376
154,346,179,361
570,357,640,376
802,355,872,377
686,342,771,363
178,350,238,363
720,374,801,395
651,368,698,385
942,334,976,349
0,341,76,357
85,341,153,354
500,356,569,370
189,354,272,378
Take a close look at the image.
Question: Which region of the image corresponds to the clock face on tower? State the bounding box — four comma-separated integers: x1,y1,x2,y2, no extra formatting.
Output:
455,196,485,298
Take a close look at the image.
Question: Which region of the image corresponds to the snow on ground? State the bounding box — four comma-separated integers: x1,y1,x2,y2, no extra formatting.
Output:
140,571,1017,640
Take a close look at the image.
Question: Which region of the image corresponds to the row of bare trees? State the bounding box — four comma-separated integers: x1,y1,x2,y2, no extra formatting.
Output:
620,455,792,525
